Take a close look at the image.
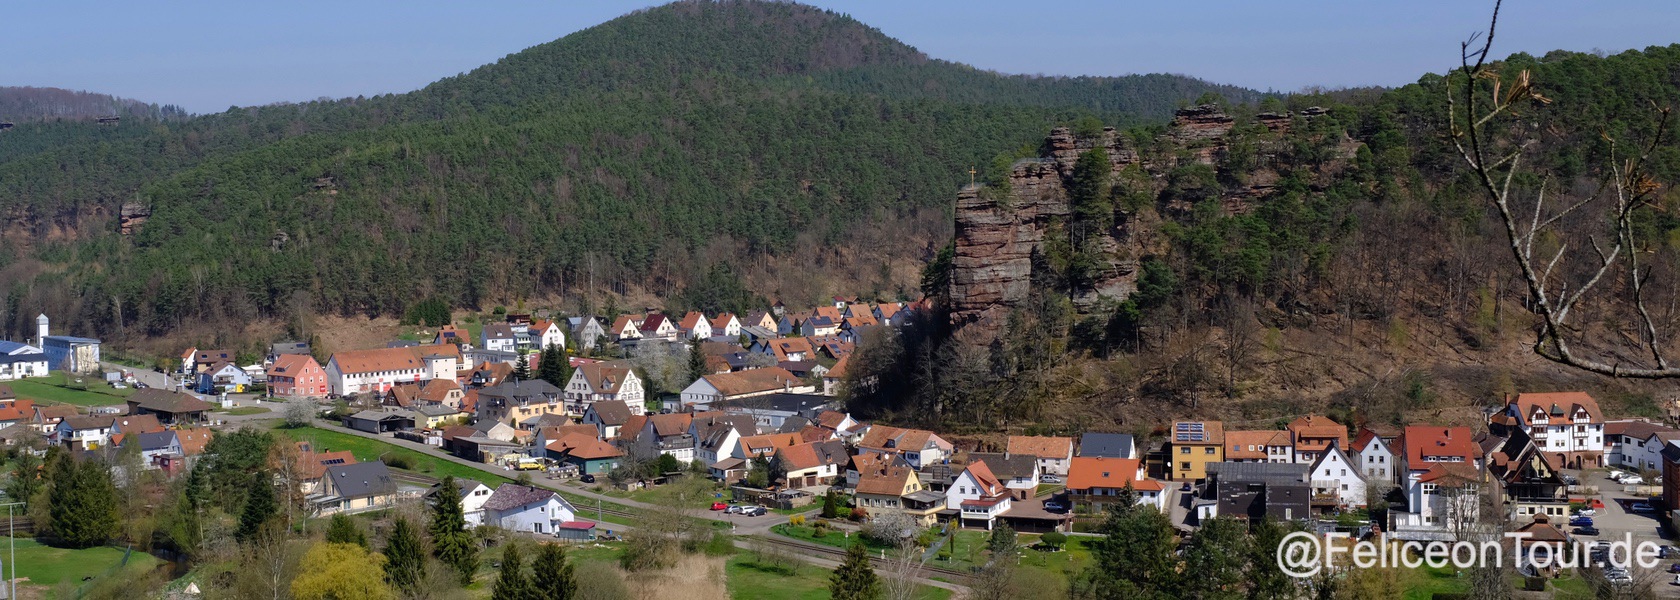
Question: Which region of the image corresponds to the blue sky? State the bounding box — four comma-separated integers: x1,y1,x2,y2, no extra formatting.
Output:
5,1,1676,114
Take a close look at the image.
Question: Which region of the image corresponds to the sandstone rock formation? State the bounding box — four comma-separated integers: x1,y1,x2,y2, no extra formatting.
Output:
948,105,1343,343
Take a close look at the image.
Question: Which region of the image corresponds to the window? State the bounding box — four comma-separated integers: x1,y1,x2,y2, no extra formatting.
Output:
1204,447,1215,455
1180,462,1190,471
1180,447,1190,455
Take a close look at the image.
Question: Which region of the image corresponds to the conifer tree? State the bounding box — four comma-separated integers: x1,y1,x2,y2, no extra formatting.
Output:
829,541,881,600
531,542,577,600
48,456,119,548
236,470,277,543
429,476,479,584
514,352,531,381
686,337,708,383
383,517,425,596
326,513,368,548
491,542,533,600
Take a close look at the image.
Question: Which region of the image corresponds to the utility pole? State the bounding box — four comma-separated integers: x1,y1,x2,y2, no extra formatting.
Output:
0,501,22,600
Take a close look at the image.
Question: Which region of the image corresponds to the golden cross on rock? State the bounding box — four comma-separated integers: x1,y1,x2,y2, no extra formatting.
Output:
968,166,977,186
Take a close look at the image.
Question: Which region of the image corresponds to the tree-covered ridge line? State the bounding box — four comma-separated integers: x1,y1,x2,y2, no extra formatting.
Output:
0,1,1263,342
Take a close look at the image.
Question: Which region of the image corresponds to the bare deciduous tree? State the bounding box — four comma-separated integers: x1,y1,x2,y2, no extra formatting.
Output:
1451,0,1676,378
881,537,930,600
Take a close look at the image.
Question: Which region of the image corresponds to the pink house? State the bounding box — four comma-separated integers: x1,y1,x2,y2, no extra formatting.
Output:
267,354,328,398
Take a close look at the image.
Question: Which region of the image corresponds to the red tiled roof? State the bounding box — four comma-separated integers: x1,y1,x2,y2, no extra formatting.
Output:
1400,426,1478,466
1006,435,1073,460
1066,456,1162,492
1511,392,1604,423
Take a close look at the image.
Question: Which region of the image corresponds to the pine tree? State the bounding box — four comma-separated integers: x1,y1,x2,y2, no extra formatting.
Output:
821,490,839,519
326,513,368,548
537,341,571,388
686,337,708,383
530,542,577,600
48,456,119,548
513,353,531,381
429,476,479,585
236,470,277,543
491,542,534,600
829,541,881,600
383,517,425,596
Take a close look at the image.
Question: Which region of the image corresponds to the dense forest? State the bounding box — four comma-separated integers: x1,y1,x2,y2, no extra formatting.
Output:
848,44,1680,433
0,0,1261,344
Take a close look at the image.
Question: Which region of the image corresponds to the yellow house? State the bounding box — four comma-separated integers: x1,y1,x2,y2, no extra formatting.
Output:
853,464,942,526
1170,421,1225,481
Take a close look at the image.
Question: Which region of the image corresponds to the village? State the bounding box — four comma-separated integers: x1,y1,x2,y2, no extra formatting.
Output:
3,299,1680,598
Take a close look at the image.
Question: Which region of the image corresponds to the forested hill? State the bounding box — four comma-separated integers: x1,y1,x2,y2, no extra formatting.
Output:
0,86,186,122
0,0,1262,344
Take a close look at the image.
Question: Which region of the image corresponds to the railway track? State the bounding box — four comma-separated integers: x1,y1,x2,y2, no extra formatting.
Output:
754,534,974,580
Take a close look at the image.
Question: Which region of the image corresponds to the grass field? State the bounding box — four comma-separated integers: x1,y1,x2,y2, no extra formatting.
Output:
0,536,162,587
283,426,516,486
726,553,952,600
216,406,270,416
7,373,133,406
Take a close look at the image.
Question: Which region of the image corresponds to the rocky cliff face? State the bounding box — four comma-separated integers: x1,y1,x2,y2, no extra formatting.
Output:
949,105,1339,342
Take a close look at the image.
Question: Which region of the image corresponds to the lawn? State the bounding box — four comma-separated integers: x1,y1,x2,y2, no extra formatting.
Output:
1399,564,1469,600
217,406,270,416
8,373,133,406
726,553,952,600
600,480,729,510
0,536,161,587
282,426,515,486
773,523,896,553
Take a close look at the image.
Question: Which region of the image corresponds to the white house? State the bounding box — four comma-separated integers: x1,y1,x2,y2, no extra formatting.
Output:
945,461,1012,530
677,312,713,341
637,314,679,341
1351,428,1397,484
1392,426,1481,535
1605,420,1680,472
564,361,645,415
529,320,567,352
445,479,495,528
55,415,115,451
781,440,847,488
710,313,742,339
608,316,643,342
1308,442,1367,509
1498,392,1605,469
325,345,459,396
196,361,252,393
481,323,517,353
482,484,578,534
567,317,607,351
0,341,49,381
856,425,952,470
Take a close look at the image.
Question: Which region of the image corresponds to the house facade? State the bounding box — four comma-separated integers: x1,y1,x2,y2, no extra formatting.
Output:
946,461,1012,530
1307,443,1367,509
1170,421,1225,481
564,361,645,415
482,484,579,534
1496,392,1605,469
1006,435,1074,476
1066,456,1164,511
266,354,328,398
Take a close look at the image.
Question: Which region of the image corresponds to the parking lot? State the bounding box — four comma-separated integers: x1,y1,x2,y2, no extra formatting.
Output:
1566,468,1680,594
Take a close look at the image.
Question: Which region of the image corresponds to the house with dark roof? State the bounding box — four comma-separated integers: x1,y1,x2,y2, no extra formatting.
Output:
969,452,1041,499
1075,433,1142,460
564,360,645,415
1204,462,1312,522
481,323,517,353
482,484,579,534
582,400,634,439
679,369,817,412
342,409,415,433
312,462,398,515
475,380,563,426
544,434,622,475
1604,419,1680,472
0,341,49,380
428,478,494,527
54,415,115,450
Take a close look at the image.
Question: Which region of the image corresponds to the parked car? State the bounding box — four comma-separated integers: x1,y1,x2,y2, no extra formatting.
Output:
710,502,728,511
741,506,767,517
726,505,745,514
1631,502,1655,513
1667,562,1680,573
1561,474,1581,485
1180,482,1193,492
1574,526,1601,536
1569,516,1594,527
580,474,596,484
1609,470,1628,482
1043,500,1069,513
1662,545,1680,559
1606,568,1633,585
1575,508,1596,517
1041,474,1062,484
1624,475,1646,485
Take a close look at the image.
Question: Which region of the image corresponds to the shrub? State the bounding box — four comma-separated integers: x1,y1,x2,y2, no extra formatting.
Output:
836,507,853,520
848,507,866,522
1041,531,1067,550
383,454,415,470
789,515,806,526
